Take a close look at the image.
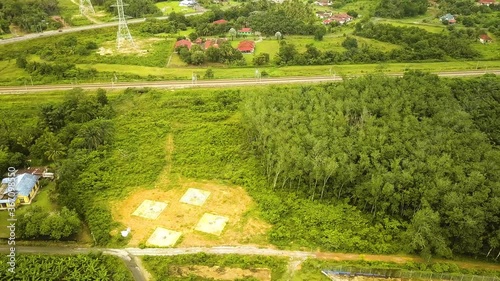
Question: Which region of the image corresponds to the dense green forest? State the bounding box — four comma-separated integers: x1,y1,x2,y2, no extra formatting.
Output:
241,73,500,259
0,0,60,33
0,253,133,280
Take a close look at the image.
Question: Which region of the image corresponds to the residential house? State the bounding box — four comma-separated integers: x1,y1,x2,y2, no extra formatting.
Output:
175,39,192,50
203,38,227,49
315,0,332,6
323,13,353,25
478,0,496,6
440,13,456,24
238,27,253,36
479,34,492,43
237,40,255,53
316,11,333,19
213,19,228,25
0,173,40,210
179,0,197,7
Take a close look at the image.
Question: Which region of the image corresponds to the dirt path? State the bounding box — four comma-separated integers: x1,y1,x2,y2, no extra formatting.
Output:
3,246,499,281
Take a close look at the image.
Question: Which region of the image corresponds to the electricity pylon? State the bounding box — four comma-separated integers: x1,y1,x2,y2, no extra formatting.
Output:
79,0,95,15
111,0,136,50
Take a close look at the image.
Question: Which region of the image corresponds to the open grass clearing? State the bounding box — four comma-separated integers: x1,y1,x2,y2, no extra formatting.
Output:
472,40,500,60
76,60,500,81
155,1,196,14
0,60,30,85
376,19,446,33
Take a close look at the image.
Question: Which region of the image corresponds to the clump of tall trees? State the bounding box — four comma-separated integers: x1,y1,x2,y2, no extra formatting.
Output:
242,72,500,259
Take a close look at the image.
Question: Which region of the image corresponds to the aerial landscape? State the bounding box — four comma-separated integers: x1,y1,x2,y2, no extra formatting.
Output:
0,0,499,280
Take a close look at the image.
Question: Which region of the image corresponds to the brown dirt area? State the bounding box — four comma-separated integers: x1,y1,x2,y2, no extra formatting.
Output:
172,265,271,281
98,38,163,56
111,180,271,247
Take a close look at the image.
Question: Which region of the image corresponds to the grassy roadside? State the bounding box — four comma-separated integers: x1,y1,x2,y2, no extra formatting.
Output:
75,60,500,81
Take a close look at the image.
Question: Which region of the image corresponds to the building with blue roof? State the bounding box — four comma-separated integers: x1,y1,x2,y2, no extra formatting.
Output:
0,173,40,210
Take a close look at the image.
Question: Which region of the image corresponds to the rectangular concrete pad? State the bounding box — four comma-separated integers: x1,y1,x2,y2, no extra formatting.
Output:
195,213,228,236
132,200,167,220
146,227,182,247
179,188,211,206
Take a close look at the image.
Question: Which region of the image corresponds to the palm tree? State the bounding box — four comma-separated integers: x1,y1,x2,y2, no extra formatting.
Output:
229,28,237,40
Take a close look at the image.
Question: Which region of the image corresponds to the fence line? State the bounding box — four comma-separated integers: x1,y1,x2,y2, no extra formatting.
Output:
321,266,500,281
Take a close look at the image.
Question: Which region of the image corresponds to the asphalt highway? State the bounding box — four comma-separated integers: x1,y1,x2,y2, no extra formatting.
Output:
0,70,498,94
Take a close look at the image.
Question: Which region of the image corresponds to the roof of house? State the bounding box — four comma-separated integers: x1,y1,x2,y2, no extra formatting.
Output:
213,19,228,24
478,0,495,3
175,39,192,49
1,173,40,197
237,40,255,52
238,27,252,33
440,13,455,21
480,34,492,40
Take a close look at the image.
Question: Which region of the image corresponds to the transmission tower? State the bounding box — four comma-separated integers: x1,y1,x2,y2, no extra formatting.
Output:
111,0,136,50
79,0,95,15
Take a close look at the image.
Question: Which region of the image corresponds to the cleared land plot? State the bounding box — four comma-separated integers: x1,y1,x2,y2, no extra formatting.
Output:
146,227,182,247
472,40,500,60
195,213,229,236
132,200,168,219
173,265,271,280
180,188,210,206
112,181,271,246
0,60,29,84
155,1,195,14
376,19,445,33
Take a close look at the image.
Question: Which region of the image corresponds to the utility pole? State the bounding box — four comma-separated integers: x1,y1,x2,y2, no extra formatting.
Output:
112,0,136,50
80,0,96,15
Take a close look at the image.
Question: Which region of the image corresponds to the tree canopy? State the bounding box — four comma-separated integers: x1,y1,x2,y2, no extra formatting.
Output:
242,72,500,258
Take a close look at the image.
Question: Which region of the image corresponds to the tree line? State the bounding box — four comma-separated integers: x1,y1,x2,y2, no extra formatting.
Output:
241,72,500,259
354,23,479,59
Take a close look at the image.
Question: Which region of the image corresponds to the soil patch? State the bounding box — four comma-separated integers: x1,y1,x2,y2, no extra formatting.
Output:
111,180,271,247
98,38,163,56
173,265,271,281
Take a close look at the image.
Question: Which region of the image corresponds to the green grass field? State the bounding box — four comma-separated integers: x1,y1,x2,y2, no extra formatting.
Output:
0,60,30,85
77,60,500,81
375,18,446,33
155,1,195,14
472,40,500,60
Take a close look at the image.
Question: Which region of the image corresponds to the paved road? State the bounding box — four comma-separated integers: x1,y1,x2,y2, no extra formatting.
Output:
0,70,498,94
2,245,499,280
0,13,203,46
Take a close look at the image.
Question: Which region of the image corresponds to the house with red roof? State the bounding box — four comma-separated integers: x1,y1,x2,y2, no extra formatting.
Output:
213,19,228,24
322,13,353,25
238,27,253,36
316,11,333,19
478,0,496,6
237,40,255,53
203,38,227,49
479,34,492,44
175,39,192,50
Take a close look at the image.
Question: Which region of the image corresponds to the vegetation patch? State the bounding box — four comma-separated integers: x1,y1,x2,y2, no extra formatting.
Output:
0,253,133,280
142,253,287,281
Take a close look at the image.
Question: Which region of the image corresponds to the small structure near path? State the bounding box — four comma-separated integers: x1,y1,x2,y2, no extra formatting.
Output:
195,213,228,236
146,227,182,247
132,200,167,220
180,188,210,206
